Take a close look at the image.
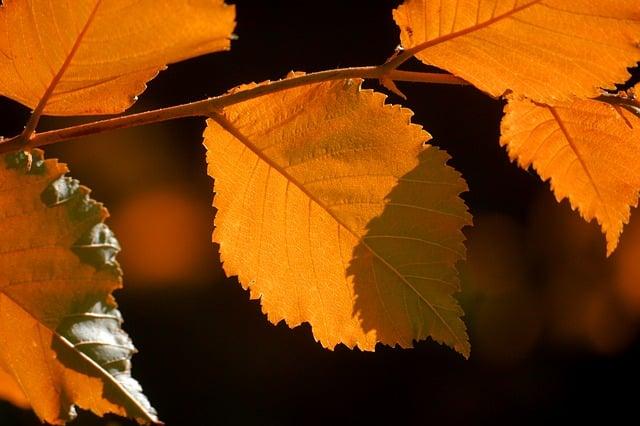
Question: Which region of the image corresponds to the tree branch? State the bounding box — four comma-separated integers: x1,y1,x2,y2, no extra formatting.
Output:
0,66,468,154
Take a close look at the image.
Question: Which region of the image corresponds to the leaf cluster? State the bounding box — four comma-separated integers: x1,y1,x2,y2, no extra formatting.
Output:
0,1,639,424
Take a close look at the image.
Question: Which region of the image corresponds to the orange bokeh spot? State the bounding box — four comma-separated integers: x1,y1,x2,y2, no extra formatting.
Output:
111,188,213,286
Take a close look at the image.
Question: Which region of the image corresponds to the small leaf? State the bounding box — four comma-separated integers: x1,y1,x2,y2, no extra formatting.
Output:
393,0,640,102
204,76,471,356
0,0,235,115
0,150,158,424
500,95,640,255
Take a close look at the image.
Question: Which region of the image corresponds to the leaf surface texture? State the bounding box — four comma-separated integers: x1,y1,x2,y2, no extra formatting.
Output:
0,150,157,424
0,0,235,115
0,366,29,409
204,77,471,356
501,95,640,255
393,0,640,102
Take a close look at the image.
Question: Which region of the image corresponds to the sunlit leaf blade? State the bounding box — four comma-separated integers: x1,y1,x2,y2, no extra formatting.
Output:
393,0,640,102
204,76,471,356
0,0,235,115
500,95,640,255
0,150,158,424
0,366,29,410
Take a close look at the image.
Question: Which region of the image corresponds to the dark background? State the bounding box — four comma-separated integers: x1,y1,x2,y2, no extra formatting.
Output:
2,1,640,424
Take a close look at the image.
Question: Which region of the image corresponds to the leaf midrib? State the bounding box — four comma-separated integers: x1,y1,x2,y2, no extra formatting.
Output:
209,112,466,350
546,105,612,231
30,0,103,115
409,0,544,53
0,291,157,423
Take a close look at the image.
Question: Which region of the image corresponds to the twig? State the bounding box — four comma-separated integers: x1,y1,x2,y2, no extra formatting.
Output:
0,67,468,154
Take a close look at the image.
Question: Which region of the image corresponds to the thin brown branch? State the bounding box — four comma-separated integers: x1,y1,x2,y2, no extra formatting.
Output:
0,66,467,155
388,70,468,86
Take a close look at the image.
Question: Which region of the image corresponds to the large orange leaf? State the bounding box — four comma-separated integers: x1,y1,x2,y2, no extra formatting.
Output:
0,150,157,424
0,0,235,115
393,0,640,102
204,77,471,356
500,94,640,255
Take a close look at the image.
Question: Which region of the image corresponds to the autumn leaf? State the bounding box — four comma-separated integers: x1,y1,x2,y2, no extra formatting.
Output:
0,366,29,410
393,0,640,102
500,94,640,255
204,77,471,356
0,0,235,115
0,150,157,424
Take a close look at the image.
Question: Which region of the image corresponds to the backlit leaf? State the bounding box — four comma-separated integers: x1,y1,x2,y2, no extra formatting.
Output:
0,150,157,424
0,366,29,410
0,0,235,115
500,94,640,255
393,0,640,102
204,77,471,356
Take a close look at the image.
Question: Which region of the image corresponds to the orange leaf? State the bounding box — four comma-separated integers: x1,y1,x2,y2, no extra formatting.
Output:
393,0,640,102
0,150,157,424
0,0,235,115
0,366,29,410
204,77,471,356
500,95,640,255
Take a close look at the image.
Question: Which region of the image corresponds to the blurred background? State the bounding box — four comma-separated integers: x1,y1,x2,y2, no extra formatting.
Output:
1,0,640,424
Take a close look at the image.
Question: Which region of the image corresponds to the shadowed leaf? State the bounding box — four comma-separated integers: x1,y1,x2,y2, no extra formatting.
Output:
0,150,158,424
204,76,471,356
